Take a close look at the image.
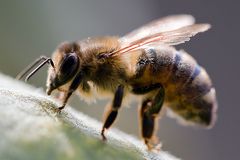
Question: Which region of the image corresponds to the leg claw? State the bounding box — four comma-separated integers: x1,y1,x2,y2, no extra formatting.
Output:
145,139,162,152
55,106,64,114
101,128,107,141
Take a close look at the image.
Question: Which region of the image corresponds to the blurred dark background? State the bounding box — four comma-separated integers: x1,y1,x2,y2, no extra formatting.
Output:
0,0,239,160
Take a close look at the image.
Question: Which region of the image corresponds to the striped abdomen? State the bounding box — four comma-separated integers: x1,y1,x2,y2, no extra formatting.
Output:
134,46,217,127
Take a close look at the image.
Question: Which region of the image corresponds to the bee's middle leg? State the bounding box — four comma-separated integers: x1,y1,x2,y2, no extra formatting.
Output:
101,85,124,140
139,85,165,149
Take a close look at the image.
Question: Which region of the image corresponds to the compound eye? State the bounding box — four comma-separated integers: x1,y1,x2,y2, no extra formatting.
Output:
59,52,79,82
61,53,77,72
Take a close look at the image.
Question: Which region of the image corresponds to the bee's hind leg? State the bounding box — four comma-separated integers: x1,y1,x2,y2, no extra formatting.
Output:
101,85,124,140
139,85,165,150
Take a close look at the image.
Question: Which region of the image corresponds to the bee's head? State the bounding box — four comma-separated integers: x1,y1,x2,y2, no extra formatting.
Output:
46,42,80,95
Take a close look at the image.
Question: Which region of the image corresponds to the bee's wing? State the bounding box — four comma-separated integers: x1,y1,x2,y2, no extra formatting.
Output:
109,24,210,56
121,14,195,47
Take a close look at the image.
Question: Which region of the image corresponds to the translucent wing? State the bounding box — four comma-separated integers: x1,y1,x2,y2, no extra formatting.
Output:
121,14,195,47
109,24,210,57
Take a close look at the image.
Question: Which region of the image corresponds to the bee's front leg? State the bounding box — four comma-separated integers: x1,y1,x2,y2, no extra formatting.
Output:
101,85,124,140
57,91,73,111
57,72,83,111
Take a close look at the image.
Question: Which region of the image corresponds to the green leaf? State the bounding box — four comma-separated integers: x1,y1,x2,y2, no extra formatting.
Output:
0,73,180,160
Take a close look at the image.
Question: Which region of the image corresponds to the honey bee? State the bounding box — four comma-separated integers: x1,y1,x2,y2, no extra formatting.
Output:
17,15,217,149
